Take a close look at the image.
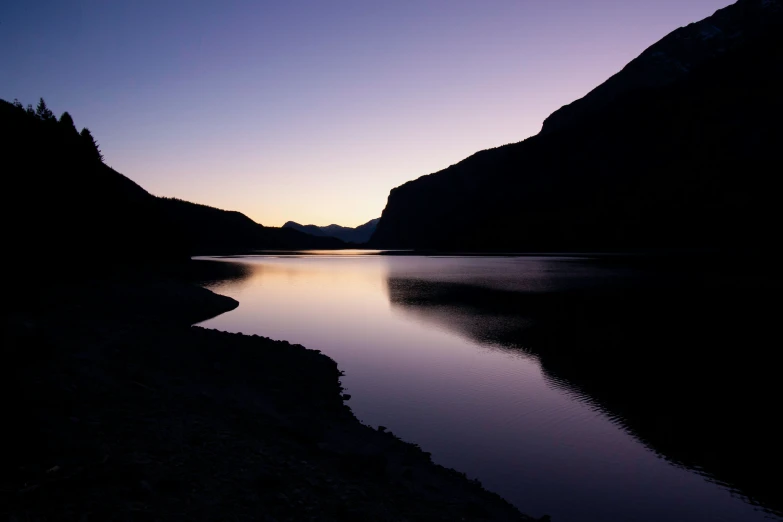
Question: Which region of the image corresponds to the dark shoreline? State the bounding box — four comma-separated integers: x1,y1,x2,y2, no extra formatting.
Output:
3,275,542,521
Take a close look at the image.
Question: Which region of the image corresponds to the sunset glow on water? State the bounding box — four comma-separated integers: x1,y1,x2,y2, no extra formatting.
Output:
197,254,774,522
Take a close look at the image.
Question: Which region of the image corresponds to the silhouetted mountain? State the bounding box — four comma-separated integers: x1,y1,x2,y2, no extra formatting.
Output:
282,221,329,237
284,218,380,243
370,0,783,251
157,199,346,254
1,97,184,272
0,98,346,273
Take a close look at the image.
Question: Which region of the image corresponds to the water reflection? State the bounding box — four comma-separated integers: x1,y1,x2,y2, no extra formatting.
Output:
196,254,781,521
184,258,254,290
385,261,783,517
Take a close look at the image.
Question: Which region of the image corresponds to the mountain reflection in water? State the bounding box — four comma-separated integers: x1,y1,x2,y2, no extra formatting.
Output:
196,254,782,521
385,257,782,516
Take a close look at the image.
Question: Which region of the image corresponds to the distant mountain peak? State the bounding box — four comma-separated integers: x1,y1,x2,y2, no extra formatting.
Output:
283,218,380,244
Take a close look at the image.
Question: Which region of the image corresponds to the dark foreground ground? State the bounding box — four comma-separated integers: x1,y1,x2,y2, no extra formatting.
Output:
2,276,541,522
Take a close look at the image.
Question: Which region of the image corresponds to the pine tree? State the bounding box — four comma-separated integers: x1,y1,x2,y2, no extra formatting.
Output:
35,97,55,121
59,111,78,134
26,104,35,116
80,127,104,162
12,99,23,109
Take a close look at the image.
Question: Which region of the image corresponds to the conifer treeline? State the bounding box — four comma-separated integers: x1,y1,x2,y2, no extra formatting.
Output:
11,97,104,162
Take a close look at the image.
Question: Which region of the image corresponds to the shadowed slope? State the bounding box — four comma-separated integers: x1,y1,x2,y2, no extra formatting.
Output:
158,198,346,254
0,99,347,270
1,99,183,270
370,0,783,252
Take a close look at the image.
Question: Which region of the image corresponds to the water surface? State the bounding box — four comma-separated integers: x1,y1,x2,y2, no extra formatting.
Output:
197,254,780,522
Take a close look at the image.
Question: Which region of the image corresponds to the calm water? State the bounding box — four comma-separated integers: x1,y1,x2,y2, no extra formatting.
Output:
196,254,779,522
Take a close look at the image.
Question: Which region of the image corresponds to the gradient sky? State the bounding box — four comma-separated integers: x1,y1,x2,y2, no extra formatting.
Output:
1,0,731,227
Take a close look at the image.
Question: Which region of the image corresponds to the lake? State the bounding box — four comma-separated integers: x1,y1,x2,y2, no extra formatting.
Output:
195,253,781,522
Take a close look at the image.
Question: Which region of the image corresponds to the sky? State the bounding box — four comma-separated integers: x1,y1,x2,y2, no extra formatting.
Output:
1,0,731,227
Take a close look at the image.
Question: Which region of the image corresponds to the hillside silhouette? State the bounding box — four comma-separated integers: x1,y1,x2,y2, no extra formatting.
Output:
1,98,182,271
0,98,346,273
157,198,346,254
283,218,380,244
370,0,783,252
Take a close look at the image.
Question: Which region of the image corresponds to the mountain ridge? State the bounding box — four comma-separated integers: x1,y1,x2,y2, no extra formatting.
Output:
542,0,782,134
283,218,380,244
369,0,783,251
0,98,346,270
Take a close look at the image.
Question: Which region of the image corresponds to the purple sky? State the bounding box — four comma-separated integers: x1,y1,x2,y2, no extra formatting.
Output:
1,0,731,227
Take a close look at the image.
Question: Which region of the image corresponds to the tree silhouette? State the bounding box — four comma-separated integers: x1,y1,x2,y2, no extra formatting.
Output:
36,97,55,121
13,99,23,110
59,111,78,134
80,127,104,162
26,104,35,116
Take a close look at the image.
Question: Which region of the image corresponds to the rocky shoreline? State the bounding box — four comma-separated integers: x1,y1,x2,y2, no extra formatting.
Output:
2,277,543,521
